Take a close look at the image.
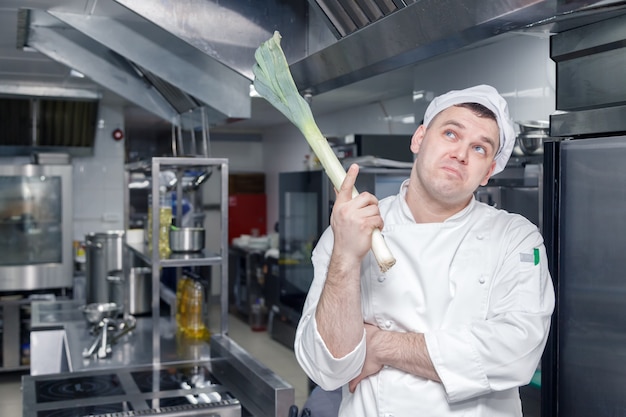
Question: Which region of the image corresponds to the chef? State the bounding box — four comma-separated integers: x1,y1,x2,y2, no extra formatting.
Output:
294,85,555,416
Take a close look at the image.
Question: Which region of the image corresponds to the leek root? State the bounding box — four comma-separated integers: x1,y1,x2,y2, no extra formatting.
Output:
253,31,396,272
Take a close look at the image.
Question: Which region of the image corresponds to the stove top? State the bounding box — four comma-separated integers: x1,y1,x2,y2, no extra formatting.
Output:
35,373,125,403
131,364,218,393
23,363,241,417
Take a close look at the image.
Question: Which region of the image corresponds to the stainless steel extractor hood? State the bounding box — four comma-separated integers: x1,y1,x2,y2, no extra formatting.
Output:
298,0,626,96
13,0,311,129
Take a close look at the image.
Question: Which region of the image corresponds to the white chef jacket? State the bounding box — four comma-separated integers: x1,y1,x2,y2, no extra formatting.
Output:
294,180,555,417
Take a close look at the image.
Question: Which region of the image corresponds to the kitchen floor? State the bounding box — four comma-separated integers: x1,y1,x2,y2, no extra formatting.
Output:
0,313,310,417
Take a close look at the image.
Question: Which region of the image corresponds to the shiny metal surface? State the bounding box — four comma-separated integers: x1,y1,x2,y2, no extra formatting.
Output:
0,163,73,291
309,0,418,38
128,267,152,315
211,334,295,417
29,300,294,416
26,11,176,122
85,231,125,305
113,0,308,81
22,360,241,417
49,8,252,119
556,136,626,416
141,157,229,366
291,0,624,95
550,105,626,137
551,12,626,111
169,228,206,253
2,0,625,134
30,300,211,373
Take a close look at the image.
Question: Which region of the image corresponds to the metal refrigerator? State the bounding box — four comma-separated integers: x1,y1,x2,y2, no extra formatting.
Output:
542,11,626,417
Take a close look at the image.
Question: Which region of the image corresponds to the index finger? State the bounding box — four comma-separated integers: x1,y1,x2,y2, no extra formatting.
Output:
335,163,359,202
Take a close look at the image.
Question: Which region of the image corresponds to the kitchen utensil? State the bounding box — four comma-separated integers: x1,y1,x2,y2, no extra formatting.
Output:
517,132,545,155
85,231,125,304
107,272,125,313
128,267,152,315
110,315,137,345
517,120,549,135
82,302,120,325
97,318,112,358
169,227,205,253
82,332,102,358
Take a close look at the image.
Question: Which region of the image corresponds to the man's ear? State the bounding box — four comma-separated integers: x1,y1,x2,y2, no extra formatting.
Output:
410,125,426,154
480,161,497,186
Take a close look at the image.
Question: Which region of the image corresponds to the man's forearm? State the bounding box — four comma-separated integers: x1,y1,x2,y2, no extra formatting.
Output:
315,252,364,358
374,330,441,382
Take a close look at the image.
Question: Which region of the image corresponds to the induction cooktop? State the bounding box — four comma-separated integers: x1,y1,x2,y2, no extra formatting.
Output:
22,363,241,417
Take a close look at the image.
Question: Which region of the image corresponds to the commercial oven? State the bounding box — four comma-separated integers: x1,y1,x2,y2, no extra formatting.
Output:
0,162,73,292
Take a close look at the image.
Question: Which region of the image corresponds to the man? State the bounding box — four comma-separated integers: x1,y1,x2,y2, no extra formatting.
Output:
294,85,555,416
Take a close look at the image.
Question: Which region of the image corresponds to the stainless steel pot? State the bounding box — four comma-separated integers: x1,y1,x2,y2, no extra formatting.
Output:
169,227,205,252
85,231,125,304
128,267,152,315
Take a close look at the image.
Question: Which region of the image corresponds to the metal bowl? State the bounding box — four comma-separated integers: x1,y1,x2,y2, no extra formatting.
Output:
517,133,545,155
169,227,205,253
517,120,549,135
82,302,120,324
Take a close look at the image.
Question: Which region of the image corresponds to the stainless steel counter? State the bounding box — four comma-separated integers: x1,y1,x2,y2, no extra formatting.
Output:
30,300,211,374
27,300,295,416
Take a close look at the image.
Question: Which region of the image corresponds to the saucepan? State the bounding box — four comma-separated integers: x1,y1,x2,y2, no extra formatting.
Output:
169,227,205,253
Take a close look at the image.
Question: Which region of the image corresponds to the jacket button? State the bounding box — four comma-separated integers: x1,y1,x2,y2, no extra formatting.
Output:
378,275,386,283
476,234,484,240
384,320,392,329
479,275,486,284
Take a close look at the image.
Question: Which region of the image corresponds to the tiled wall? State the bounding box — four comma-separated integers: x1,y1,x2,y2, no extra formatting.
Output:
72,103,126,241
411,33,555,126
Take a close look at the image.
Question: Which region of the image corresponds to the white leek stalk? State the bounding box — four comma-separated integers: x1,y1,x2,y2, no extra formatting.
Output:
253,31,396,272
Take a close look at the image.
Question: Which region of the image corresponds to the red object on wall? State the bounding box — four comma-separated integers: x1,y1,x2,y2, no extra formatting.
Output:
228,194,267,243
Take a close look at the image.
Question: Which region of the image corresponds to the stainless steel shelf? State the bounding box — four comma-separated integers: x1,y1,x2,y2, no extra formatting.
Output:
126,241,223,268
124,157,230,367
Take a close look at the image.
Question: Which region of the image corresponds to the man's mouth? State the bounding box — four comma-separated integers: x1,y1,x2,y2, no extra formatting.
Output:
441,165,463,179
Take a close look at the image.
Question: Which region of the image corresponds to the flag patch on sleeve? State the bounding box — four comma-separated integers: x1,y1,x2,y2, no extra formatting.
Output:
520,248,540,265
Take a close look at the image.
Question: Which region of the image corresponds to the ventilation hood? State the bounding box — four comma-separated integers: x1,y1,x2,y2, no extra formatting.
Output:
297,0,626,95
15,1,308,128
7,0,626,131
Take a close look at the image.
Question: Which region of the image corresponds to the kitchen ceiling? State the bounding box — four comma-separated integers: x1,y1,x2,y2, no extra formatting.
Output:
1,0,625,140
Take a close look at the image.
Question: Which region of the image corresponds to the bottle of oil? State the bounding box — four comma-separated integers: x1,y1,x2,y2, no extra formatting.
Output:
147,186,172,258
176,277,209,340
157,187,172,258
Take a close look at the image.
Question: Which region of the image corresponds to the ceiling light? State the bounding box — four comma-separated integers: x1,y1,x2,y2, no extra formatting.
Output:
70,69,85,78
249,84,260,98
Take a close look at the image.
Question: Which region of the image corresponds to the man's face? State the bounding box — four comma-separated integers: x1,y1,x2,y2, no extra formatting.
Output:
410,105,499,206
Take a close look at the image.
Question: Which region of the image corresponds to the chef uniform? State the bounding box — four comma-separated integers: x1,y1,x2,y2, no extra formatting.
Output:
295,183,554,416
294,85,555,417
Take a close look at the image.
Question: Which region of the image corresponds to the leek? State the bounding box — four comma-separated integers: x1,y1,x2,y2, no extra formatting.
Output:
253,31,396,272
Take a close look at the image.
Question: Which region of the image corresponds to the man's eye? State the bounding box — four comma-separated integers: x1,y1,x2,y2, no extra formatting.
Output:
444,130,455,139
473,145,486,155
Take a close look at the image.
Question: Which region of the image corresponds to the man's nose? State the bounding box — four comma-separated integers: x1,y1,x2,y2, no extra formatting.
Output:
452,144,468,163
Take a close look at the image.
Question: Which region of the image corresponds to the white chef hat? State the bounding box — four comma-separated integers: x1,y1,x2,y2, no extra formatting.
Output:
423,84,516,175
